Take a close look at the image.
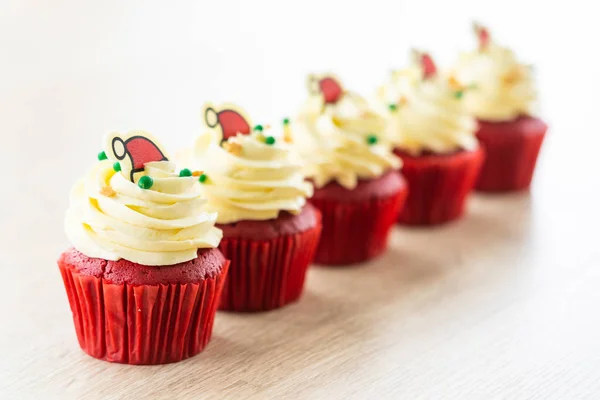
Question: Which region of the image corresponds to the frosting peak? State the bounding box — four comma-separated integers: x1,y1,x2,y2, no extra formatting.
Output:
453,25,538,121
191,107,313,224
377,55,478,155
65,131,222,266
296,77,401,189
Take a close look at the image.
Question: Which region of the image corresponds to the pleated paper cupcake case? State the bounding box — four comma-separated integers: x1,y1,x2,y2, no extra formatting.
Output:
218,223,322,312
310,189,407,265
59,262,229,365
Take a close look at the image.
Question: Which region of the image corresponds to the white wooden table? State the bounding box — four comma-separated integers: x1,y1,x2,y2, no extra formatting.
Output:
2,1,599,399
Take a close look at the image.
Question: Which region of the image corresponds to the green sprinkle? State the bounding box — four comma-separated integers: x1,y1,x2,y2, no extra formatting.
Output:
283,118,290,125
198,174,208,183
138,175,154,189
366,135,378,145
112,162,121,172
254,124,263,132
179,168,192,177
454,90,464,99
98,151,107,161
265,136,276,145
468,83,478,90
388,103,398,112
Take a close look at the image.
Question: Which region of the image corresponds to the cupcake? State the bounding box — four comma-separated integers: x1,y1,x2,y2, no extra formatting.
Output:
378,51,484,225
58,131,229,364
453,23,547,192
189,103,322,312
294,75,407,265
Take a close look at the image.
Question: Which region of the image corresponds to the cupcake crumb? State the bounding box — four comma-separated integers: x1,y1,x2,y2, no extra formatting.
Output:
100,186,116,197
223,142,242,156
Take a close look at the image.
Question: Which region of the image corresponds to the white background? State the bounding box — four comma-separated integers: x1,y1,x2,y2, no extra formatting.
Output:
2,0,598,152
2,0,598,204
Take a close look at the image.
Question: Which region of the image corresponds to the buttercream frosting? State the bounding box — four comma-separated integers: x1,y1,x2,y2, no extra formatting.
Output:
295,90,401,189
191,127,313,224
65,132,222,266
453,27,538,121
377,50,479,155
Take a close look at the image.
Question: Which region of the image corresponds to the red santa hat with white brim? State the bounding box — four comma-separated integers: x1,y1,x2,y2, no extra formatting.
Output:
307,74,344,104
104,130,169,182
203,103,253,141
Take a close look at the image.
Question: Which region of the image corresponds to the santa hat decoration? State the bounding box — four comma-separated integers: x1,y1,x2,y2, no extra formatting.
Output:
307,74,344,104
202,103,253,141
473,22,491,51
102,130,169,183
412,49,437,80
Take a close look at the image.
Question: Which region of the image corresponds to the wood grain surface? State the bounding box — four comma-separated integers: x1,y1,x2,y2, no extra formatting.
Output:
1,1,599,399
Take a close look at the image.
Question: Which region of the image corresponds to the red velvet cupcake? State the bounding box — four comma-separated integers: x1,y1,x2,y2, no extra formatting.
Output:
190,103,321,311
475,117,547,191
295,75,406,264
379,51,483,225
454,24,547,192
59,131,228,364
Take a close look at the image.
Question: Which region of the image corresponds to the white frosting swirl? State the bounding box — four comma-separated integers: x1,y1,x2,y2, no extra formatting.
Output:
378,68,479,155
376,67,422,111
453,43,538,121
65,160,222,266
295,93,401,189
191,129,313,224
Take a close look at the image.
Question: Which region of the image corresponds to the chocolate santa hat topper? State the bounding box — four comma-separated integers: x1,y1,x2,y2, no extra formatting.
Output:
103,130,170,183
473,22,491,51
307,74,344,105
201,102,253,142
411,49,437,80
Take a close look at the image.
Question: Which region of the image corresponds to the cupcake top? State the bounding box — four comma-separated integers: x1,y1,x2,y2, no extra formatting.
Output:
189,103,313,225
452,23,538,121
378,51,478,155
65,131,222,266
294,74,401,189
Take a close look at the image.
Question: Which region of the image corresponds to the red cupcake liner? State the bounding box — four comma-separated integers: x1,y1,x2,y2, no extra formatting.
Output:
218,219,322,312
476,116,547,192
58,261,229,365
310,182,407,266
396,147,484,225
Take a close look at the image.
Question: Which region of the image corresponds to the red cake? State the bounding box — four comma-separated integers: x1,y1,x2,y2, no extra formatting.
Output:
310,170,408,265
218,202,319,240
60,247,226,285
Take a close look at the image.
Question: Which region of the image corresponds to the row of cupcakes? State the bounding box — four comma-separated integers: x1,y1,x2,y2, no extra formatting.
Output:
379,23,546,195
57,24,546,365
298,24,546,226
